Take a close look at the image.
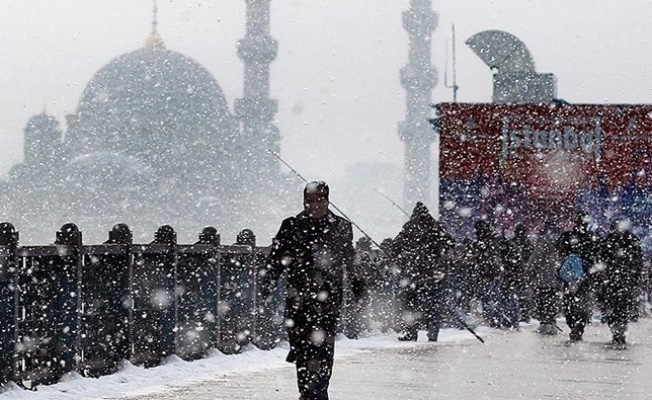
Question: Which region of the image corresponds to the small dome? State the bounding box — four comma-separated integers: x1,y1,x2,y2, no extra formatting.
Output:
61,151,155,216
62,151,154,190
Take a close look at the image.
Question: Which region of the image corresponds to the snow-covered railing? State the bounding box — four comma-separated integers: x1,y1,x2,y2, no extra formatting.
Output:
0,222,283,390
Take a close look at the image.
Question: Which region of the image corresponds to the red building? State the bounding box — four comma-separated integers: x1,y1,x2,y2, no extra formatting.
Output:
437,102,652,245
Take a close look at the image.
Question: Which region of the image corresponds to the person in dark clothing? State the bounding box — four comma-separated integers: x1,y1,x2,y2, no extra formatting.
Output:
470,220,509,328
598,217,643,346
258,181,359,400
498,230,522,329
447,238,477,326
512,224,534,322
343,237,374,339
390,202,454,342
529,220,562,334
556,211,600,343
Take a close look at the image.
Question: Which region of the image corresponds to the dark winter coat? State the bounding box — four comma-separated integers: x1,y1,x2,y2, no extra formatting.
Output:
470,229,503,284
529,228,562,289
260,210,356,333
390,202,455,290
599,230,642,295
498,234,521,290
556,226,599,275
511,231,534,288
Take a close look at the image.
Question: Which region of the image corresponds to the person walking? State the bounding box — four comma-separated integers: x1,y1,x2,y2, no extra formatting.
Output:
470,220,509,328
529,220,562,334
498,229,522,329
390,202,454,342
556,212,600,343
512,223,534,322
598,217,643,347
258,181,361,400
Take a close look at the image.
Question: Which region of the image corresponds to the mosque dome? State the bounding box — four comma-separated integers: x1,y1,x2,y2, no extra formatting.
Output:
65,44,236,163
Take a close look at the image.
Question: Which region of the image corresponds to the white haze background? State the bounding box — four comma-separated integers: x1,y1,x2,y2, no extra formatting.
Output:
0,0,650,243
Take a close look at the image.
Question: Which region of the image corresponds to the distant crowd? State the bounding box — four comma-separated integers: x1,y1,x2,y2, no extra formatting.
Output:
349,205,648,347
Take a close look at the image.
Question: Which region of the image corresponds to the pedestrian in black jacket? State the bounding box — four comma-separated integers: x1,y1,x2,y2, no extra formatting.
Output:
529,220,562,334
599,217,642,346
556,211,599,343
390,202,454,341
512,224,534,322
259,181,359,400
470,220,509,328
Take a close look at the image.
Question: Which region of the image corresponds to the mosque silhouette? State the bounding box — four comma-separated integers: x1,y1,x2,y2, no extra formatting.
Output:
0,2,293,243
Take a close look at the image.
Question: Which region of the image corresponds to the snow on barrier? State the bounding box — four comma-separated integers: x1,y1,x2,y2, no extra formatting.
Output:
0,223,281,390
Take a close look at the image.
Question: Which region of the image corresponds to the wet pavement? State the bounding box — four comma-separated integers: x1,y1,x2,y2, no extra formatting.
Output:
122,318,652,400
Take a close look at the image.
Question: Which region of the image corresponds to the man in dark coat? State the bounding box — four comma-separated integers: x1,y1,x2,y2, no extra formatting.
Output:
259,181,359,400
390,202,454,341
599,217,643,346
556,211,599,343
511,224,534,322
497,229,522,329
470,220,509,328
529,219,562,334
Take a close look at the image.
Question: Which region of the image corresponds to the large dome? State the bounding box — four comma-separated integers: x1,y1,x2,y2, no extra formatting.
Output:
65,45,236,163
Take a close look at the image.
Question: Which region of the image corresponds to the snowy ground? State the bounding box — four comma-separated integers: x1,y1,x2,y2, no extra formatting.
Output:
0,327,485,400
5,319,652,400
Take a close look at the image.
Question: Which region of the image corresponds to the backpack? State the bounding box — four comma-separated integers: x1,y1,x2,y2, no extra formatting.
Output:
559,254,584,283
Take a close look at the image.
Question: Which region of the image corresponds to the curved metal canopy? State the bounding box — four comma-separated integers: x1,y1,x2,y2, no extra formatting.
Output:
465,30,536,73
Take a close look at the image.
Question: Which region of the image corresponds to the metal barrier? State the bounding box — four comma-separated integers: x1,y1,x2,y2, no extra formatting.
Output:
1,222,402,390
130,226,177,368
14,224,82,387
176,227,220,360
78,224,132,377
0,223,18,386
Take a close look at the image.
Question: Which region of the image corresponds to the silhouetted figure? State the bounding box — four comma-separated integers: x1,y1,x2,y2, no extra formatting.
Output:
556,212,599,343
497,230,521,329
259,181,359,400
470,220,508,328
390,202,454,341
599,217,643,346
529,220,562,334
512,224,534,322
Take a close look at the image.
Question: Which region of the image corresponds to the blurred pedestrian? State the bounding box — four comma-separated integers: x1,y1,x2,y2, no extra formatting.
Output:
556,211,600,343
470,220,509,328
512,223,534,322
529,220,562,334
498,229,522,329
389,202,454,342
343,237,374,339
598,217,643,347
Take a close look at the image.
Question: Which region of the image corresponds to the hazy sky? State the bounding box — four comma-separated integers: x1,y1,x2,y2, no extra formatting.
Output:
1,0,651,183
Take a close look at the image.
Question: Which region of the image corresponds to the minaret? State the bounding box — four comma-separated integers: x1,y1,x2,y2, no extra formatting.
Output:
399,0,438,210
235,0,280,186
144,0,165,49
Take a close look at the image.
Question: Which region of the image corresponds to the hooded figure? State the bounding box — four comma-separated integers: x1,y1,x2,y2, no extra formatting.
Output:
389,202,454,341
